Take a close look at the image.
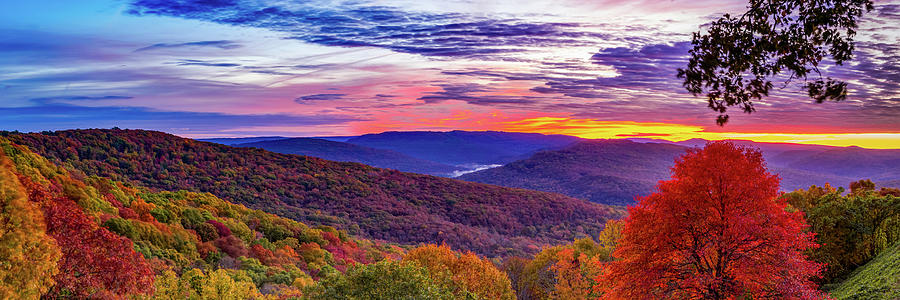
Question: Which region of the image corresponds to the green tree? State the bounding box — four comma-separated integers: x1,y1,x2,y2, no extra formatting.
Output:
679,0,874,124
849,179,876,195
305,260,455,300
783,184,900,283
153,268,264,300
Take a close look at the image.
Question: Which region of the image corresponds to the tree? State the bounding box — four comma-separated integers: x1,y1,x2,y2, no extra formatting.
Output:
849,179,876,195
601,142,824,299
42,197,154,298
403,244,515,300
153,269,264,300
0,158,60,299
304,260,455,300
509,222,623,300
678,0,874,125
550,248,595,300
783,184,900,283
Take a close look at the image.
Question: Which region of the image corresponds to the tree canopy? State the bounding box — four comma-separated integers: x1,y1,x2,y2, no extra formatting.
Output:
601,142,824,299
678,0,874,125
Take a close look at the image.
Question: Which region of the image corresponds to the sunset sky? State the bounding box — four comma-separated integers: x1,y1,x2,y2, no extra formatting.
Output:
2,0,899,148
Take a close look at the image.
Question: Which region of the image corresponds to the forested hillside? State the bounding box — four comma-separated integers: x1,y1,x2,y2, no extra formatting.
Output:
493,144,900,299
1,129,622,257
235,138,459,176
462,139,900,205
0,136,526,299
0,136,400,298
460,140,684,205
345,130,581,165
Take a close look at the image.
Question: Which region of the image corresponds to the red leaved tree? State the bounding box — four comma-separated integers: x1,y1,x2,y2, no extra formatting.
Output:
600,141,824,299
42,197,154,298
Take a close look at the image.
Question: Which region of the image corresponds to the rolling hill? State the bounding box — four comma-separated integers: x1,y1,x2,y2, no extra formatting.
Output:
459,140,685,206
0,136,398,298
345,130,581,166
198,136,288,145
1,129,622,257
235,138,459,176
461,139,900,205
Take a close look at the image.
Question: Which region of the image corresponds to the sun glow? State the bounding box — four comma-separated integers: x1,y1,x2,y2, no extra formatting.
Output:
499,117,900,149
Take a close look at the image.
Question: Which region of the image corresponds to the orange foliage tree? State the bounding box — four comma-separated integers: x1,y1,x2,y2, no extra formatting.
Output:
403,244,515,300
600,142,824,299
552,220,622,299
551,248,598,299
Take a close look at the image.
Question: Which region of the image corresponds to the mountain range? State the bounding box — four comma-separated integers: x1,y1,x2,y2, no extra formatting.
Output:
202,130,582,177
234,138,460,176
462,138,900,205
198,131,899,206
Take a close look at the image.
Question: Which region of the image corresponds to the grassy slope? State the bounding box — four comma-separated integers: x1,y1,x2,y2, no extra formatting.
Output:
828,242,900,299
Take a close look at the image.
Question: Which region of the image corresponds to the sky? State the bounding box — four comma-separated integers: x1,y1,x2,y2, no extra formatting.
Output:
1,0,899,148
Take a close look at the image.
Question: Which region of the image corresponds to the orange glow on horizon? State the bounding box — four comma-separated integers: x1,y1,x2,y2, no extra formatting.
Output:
498,117,900,149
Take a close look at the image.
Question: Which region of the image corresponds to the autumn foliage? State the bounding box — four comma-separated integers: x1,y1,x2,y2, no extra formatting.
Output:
0,136,400,298
403,244,515,299
42,196,155,298
2,129,622,257
0,154,60,299
3,131,898,299
600,142,825,299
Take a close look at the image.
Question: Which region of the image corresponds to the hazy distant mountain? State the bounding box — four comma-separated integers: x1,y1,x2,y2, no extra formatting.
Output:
771,146,900,182
462,139,900,205
199,136,288,145
345,130,582,165
235,138,459,176
202,131,581,177
459,140,685,206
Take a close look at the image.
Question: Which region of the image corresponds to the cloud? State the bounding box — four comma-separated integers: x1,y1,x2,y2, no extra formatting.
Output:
175,59,241,67
126,0,629,60
417,84,538,106
294,93,347,103
30,95,133,102
135,40,242,52
528,41,692,99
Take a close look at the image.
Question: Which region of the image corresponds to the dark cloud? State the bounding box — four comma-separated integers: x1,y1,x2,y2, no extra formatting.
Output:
295,93,346,103
176,59,241,67
418,83,538,106
127,0,625,59
524,42,690,100
135,40,242,52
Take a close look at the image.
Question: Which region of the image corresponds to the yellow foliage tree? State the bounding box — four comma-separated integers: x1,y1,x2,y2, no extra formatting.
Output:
0,153,61,299
152,268,267,300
